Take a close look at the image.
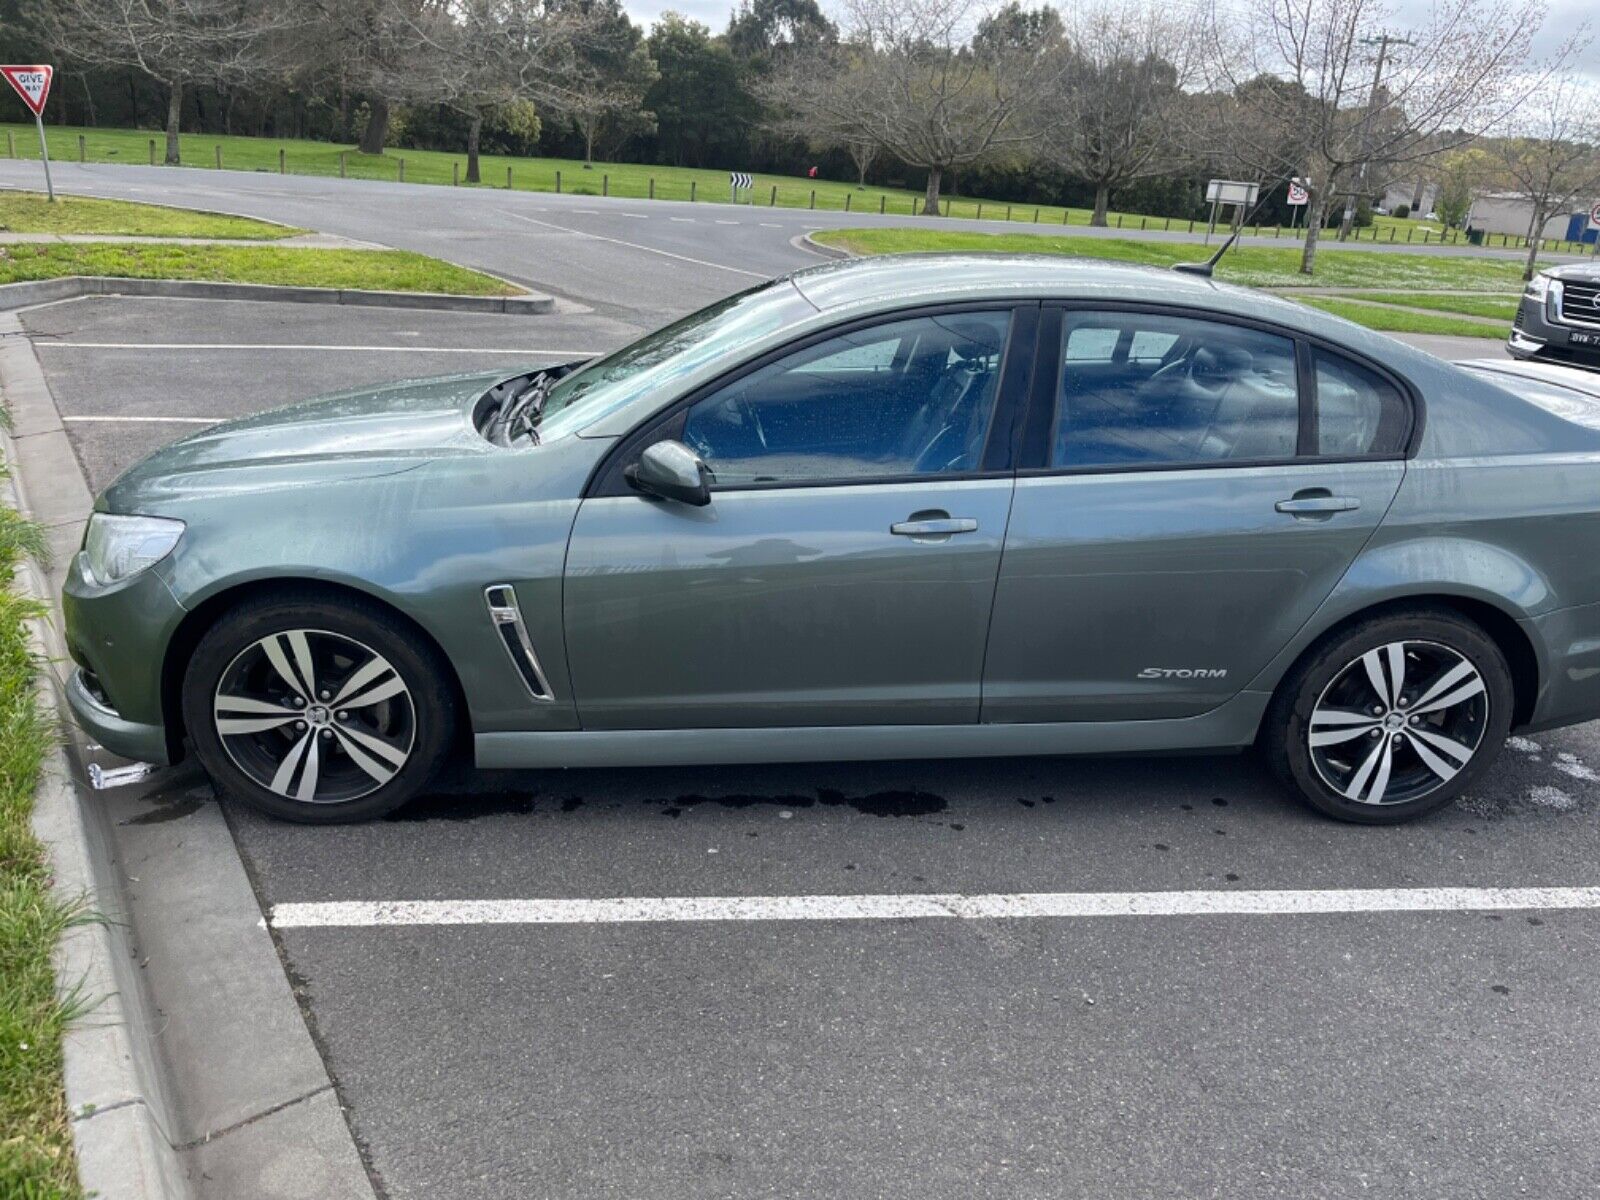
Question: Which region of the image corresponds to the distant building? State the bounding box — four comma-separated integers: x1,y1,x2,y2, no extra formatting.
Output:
1380,179,1438,215
1465,191,1588,239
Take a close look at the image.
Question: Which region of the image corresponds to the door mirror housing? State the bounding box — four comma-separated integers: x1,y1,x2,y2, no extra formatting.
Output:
626,440,711,507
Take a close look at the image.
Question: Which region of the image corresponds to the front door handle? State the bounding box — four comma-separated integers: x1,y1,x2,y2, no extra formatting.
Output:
1276,492,1361,517
891,516,979,539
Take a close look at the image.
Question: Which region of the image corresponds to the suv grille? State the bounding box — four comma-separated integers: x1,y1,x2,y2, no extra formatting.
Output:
1560,279,1600,326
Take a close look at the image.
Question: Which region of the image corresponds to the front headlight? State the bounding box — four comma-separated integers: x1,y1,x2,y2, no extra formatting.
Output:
83,514,185,585
1525,273,1554,302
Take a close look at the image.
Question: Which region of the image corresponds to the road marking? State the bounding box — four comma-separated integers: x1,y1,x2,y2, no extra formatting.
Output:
571,209,598,214
267,886,1600,929
63,415,223,424
669,217,695,223
715,219,738,225
502,210,767,278
618,212,648,219
760,222,782,228
36,342,596,355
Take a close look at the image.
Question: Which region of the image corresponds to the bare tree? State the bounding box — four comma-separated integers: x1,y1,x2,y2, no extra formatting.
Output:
30,0,298,165
1494,77,1600,279
1034,0,1196,227
761,0,1058,215
552,40,657,165
1204,0,1552,274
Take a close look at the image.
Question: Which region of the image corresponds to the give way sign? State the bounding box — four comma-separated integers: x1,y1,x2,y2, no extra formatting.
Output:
1,65,52,116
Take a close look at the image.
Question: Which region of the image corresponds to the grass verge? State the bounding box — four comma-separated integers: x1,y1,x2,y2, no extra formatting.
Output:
0,191,298,240
0,243,517,295
1339,291,1521,321
1291,297,1506,339
811,228,1546,292
0,494,84,1200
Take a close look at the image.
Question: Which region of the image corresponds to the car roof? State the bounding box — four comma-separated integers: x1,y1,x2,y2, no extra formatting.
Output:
786,252,1342,338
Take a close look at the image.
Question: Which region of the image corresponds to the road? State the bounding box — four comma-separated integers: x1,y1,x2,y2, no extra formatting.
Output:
0,159,1573,332
14,164,1600,1200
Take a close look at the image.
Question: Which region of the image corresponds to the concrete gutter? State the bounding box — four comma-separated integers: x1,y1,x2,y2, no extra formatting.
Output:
0,312,377,1200
0,274,553,314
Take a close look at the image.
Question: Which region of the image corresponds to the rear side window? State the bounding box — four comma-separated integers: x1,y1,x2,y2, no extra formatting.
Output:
1313,349,1410,456
1052,312,1300,468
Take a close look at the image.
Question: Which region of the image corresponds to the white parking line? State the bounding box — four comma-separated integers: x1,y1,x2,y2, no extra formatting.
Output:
502,211,767,278
36,343,596,354
267,886,1600,929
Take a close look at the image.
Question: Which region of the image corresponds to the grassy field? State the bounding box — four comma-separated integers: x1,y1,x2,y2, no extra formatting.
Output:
0,496,82,1200
0,191,297,239
811,228,1545,292
0,243,517,294
1291,297,1505,339
1341,291,1521,321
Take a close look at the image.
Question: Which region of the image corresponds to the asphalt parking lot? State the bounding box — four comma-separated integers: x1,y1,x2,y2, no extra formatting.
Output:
29,293,1600,1199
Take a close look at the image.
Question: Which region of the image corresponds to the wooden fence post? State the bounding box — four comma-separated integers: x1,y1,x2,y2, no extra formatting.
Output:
453,162,459,186
148,138,155,165
844,193,851,211
78,134,86,162
880,195,886,214
340,152,346,178
507,166,512,189
398,158,405,182
214,144,222,170
809,189,815,209
279,147,285,174
649,177,655,199
690,180,697,202
555,170,561,193
603,174,608,196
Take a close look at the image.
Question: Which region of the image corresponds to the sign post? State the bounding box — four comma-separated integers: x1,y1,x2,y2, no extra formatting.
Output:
1589,200,1600,258
0,65,53,200
1204,180,1260,245
729,170,753,204
1287,178,1309,231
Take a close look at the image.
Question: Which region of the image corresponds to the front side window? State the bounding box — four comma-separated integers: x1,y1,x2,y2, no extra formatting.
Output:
681,310,1011,485
1053,313,1300,468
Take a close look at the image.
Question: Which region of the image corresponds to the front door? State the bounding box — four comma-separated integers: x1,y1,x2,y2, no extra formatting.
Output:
564,306,1033,729
982,308,1412,723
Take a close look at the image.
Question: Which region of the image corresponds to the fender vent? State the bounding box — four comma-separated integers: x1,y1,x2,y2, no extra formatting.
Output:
484,584,554,701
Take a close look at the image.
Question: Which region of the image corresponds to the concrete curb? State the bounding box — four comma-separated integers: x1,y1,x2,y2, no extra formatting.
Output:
0,310,377,1200
798,231,852,260
0,413,192,1199
0,274,554,314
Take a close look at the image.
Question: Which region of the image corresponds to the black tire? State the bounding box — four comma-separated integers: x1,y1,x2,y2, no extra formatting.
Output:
1264,608,1513,825
182,593,456,823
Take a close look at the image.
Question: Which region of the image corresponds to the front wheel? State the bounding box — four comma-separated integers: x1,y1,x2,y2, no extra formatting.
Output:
1265,610,1513,824
182,594,456,823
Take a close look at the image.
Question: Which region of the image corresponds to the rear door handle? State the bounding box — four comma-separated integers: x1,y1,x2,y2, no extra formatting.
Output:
891,517,978,537
1276,494,1360,516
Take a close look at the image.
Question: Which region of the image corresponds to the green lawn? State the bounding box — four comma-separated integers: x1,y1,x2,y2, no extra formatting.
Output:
812,228,1546,292
0,191,297,239
1290,296,1506,339
1340,291,1521,321
0,243,517,294
0,498,83,1200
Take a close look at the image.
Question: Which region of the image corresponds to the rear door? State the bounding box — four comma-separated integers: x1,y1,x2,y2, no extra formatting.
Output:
981,307,1412,723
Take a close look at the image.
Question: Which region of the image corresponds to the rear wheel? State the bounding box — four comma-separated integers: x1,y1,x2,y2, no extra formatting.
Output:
1265,610,1513,824
182,595,455,823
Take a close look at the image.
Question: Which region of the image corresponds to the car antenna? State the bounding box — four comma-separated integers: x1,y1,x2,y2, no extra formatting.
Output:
1172,176,1294,278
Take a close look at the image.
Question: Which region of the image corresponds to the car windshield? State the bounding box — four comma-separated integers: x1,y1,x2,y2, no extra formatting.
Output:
534,279,816,440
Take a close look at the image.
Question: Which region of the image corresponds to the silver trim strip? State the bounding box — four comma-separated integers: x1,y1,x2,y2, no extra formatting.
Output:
484,584,555,701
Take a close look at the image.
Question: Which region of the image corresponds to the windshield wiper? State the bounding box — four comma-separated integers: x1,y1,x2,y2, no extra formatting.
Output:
506,372,557,444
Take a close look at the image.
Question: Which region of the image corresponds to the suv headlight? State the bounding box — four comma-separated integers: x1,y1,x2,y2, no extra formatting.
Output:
82,514,185,585
1525,273,1554,302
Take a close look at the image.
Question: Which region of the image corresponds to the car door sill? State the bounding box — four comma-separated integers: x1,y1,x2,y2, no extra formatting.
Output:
475,692,1272,769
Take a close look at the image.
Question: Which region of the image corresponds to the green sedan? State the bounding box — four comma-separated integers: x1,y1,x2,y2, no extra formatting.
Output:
61,255,1600,823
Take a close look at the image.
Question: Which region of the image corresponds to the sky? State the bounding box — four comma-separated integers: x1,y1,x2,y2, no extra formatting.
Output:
621,0,1600,84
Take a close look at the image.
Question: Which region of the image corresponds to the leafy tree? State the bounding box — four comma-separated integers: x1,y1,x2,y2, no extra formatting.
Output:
646,13,753,168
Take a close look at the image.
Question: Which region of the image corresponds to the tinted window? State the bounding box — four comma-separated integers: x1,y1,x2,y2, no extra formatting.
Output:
1313,349,1410,456
1052,313,1300,468
681,311,1011,485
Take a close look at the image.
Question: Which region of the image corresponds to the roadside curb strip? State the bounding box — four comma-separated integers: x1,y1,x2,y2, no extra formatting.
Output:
0,425,191,1197
0,274,555,314
798,232,852,260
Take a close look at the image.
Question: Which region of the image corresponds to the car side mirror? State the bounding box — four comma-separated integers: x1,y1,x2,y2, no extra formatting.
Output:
626,440,711,507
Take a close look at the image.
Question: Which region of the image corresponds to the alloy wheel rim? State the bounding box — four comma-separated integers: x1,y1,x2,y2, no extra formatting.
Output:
1308,639,1488,806
213,629,415,804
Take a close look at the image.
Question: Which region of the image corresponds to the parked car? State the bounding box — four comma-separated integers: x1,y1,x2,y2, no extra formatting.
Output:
1510,262,1600,368
62,255,1600,824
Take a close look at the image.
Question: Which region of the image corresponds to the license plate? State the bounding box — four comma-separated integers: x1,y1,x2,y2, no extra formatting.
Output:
1571,330,1600,348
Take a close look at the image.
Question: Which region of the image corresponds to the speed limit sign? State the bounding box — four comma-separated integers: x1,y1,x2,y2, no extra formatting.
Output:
1590,201,1600,228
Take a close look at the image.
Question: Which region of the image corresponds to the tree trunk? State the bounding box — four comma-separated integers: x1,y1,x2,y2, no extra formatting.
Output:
1523,208,1544,281
465,114,482,184
359,97,390,154
1299,189,1328,275
1091,183,1110,227
164,80,183,165
922,165,942,216
583,119,595,166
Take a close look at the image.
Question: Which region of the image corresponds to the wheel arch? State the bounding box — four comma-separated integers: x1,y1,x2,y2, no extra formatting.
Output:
159,577,473,763
1262,593,1540,733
